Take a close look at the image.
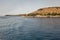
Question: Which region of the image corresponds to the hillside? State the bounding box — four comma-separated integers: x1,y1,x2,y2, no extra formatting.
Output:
6,7,60,17
26,7,60,17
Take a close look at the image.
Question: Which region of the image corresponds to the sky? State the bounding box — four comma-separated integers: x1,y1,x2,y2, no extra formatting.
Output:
0,0,60,16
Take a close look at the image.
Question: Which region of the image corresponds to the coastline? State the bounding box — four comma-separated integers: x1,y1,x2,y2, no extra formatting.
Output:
5,15,60,18
20,16,60,18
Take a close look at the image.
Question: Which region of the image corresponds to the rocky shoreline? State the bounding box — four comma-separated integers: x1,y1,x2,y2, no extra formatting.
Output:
20,16,60,18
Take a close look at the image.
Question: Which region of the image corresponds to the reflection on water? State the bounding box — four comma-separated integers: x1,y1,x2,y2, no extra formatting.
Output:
0,16,60,40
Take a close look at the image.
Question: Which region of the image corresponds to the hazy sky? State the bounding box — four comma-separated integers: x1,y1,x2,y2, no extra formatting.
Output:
0,0,60,15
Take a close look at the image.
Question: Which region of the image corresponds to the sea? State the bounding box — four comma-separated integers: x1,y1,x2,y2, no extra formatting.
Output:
0,16,60,40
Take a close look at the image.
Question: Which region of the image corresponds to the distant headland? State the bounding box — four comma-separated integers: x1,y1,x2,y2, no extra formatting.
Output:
6,7,60,17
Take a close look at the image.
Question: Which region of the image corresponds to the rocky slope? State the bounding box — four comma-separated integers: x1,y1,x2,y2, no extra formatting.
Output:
28,7,60,16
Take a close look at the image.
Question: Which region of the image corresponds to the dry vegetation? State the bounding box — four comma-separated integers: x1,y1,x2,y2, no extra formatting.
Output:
27,7,60,16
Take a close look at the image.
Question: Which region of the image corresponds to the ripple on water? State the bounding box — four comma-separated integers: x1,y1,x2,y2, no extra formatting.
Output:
0,17,60,40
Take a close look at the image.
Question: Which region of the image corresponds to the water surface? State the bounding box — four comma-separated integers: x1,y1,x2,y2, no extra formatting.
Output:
0,16,60,40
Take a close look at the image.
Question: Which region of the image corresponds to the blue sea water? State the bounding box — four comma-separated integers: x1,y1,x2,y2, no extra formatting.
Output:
0,16,60,40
